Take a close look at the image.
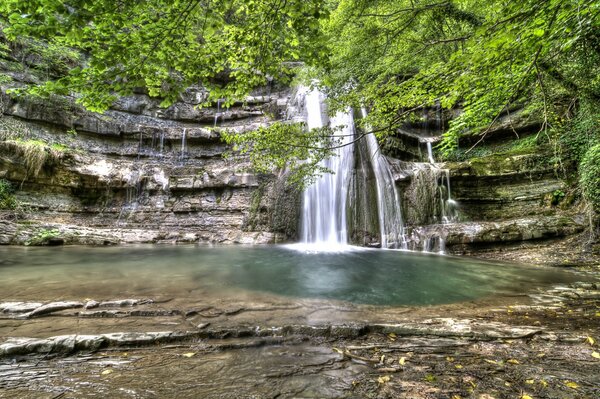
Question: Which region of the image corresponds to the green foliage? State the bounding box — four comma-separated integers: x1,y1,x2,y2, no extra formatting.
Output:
0,73,11,84
557,100,600,164
442,134,544,162
0,0,329,111
0,178,17,209
551,189,565,206
580,144,600,212
322,0,600,156
19,38,81,77
26,228,60,246
0,41,9,58
222,121,338,187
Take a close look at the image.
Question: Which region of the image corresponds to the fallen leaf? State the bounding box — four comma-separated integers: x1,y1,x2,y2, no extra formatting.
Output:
424,374,436,383
451,395,461,399
377,375,391,384
380,354,385,363
592,351,600,359
507,359,520,365
526,379,535,384
520,395,533,399
539,380,548,388
446,356,455,362
564,381,579,389
399,357,406,365
388,332,397,339
586,336,596,346
454,364,463,369
101,369,113,375
484,359,497,364
182,352,196,358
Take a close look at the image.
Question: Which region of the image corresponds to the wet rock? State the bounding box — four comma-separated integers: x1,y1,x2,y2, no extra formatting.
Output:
83,300,100,309
20,301,84,319
0,302,43,314
98,299,153,308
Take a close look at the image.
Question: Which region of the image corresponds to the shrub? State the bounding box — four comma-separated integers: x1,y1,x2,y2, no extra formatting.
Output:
580,143,600,212
0,178,17,209
26,228,60,246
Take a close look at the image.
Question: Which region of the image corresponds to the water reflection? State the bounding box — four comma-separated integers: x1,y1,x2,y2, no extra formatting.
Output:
0,245,580,306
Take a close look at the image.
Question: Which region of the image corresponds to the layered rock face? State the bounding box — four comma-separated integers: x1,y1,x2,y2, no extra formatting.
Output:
0,87,300,245
0,80,590,259
388,112,588,258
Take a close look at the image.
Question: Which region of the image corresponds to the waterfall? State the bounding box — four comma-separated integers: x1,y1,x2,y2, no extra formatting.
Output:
180,128,187,163
400,140,460,252
214,99,222,128
426,142,435,164
361,108,406,249
300,89,355,249
159,131,165,156
297,88,405,250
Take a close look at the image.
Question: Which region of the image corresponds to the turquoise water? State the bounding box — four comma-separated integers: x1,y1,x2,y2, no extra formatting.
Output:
0,245,579,306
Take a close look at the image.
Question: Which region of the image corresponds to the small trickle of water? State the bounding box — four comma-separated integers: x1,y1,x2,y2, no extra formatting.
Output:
214,99,223,128
426,142,435,164
159,131,165,156
179,128,187,163
137,132,143,160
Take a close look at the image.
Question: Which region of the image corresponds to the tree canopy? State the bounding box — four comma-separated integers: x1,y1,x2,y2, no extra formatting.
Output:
323,0,600,154
0,0,329,111
1,0,599,172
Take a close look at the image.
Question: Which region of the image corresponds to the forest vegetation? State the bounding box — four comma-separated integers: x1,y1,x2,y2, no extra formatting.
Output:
0,0,599,209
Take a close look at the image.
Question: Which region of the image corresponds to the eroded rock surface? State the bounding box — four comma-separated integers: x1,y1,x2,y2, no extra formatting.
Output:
1,280,599,398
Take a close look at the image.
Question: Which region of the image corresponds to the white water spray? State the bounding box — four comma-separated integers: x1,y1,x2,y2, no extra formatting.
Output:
361,108,406,248
300,89,355,250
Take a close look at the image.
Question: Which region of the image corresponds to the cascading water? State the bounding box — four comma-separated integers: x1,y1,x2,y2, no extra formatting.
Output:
297,88,406,250
361,108,406,249
214,99,222,128
426,141,435,164
179,128,187,163
300,88,355,249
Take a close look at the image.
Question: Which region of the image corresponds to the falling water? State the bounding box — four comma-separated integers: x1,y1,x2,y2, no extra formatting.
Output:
300,89,355,249
137,132,143,160
298,88,406,250
159,131,165,156
361,108,406,248
180,128,187,163
440,169,459,224
426,142,435,164
214,99,222,128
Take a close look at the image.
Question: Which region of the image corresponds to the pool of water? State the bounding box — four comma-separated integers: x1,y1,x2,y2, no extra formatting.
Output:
0,245,580,306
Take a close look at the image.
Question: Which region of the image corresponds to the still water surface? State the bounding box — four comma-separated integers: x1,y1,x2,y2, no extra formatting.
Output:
0,245,578,306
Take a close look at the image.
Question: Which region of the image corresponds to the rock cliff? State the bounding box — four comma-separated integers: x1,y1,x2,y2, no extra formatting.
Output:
0,81,299,245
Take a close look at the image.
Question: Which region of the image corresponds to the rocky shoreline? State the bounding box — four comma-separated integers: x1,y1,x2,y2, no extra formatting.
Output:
1,279,599,398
